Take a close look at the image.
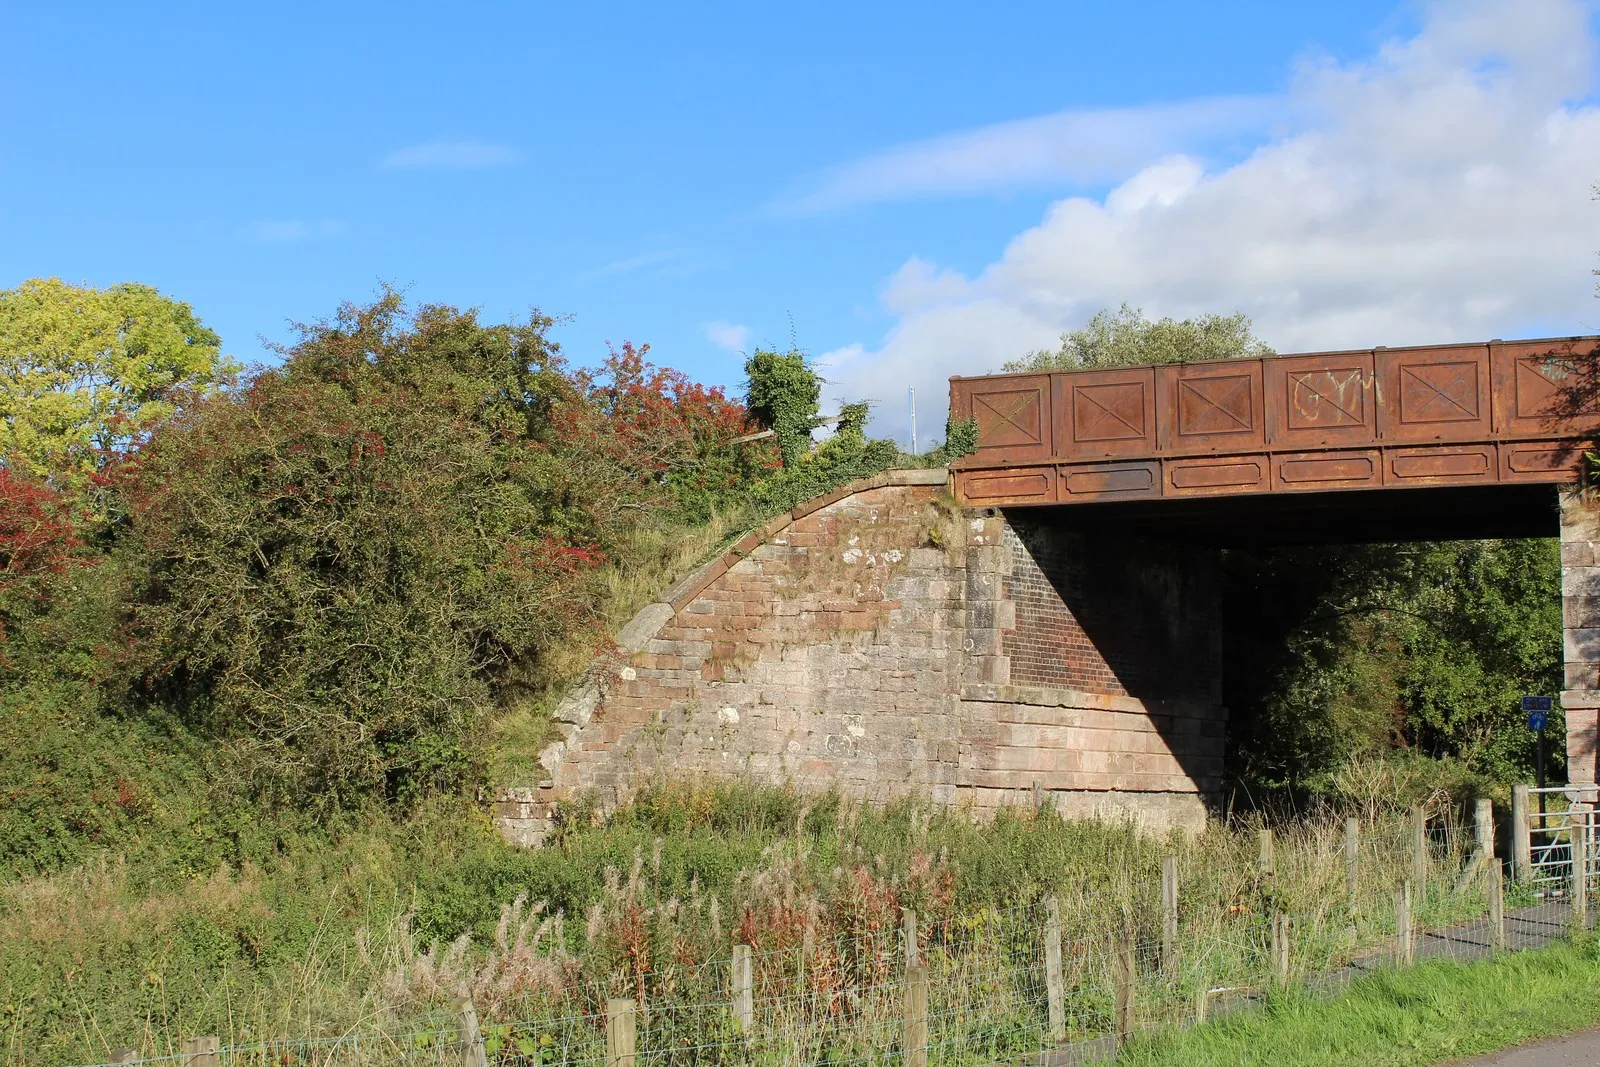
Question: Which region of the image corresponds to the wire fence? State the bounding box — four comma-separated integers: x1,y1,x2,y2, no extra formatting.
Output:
76,798,1593,1067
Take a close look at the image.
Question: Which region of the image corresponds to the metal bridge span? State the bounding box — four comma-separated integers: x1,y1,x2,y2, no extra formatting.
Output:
948,336,1600,537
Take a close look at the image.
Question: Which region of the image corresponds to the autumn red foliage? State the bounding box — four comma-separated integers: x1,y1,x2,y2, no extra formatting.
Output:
0,468,86,640
566,341,773,523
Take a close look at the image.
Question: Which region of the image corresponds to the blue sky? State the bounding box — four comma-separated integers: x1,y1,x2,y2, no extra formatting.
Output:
4,2,1598,444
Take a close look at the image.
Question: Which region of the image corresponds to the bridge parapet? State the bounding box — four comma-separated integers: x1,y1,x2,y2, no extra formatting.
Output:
949,336,1600,508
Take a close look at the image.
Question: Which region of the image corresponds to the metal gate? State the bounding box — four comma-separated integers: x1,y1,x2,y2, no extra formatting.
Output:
1527,786,1600,892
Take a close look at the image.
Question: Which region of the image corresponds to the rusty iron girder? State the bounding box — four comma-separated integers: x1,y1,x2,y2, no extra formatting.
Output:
948,336,1600,508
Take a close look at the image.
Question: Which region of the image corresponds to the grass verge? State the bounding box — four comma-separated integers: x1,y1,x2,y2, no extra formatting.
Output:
1116,940,1600,1067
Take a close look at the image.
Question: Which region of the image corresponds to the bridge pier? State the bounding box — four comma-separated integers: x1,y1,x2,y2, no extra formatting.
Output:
1562,491,1600,790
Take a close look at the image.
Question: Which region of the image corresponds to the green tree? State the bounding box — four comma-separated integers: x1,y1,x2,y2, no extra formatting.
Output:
749,402,899,514
1004,302,1273,372
744,346,821,468
0,278,234,480
1226,539,1562,791
738,341,913,512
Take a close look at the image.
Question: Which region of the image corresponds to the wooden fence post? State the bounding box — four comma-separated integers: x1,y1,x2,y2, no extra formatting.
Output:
1112,940,1137,1049
732,943,754,1034
1572,818,1589,932
902,907,919,969
1044,897,1065,1044
904,964,928,1067
1490,867,1506,951
1395,882,1413,966
606,997,637,1067
1454,797,1497,895
1257,828,1274,879
1270,914,1290,985
1268,914,1281,983
1512,784,1532,884
1411,806,1428,900
1476,798,1496,893
1344,817,1360,902
801,918,815,995
1474,797,1494,858
1161,854,1179,974
180,1037,219,1067
456,997,488,1067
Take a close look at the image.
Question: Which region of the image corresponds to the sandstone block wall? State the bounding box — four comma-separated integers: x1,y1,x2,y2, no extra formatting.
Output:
498,469,1227,845
1562,490,1600,787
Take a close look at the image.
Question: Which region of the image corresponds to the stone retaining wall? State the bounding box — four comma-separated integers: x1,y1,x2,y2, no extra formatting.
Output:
496,469,1227,845
1562,491,1600,788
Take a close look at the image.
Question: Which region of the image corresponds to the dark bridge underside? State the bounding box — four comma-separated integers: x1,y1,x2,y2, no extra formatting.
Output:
1013,482,1563,547
949,335,1600,517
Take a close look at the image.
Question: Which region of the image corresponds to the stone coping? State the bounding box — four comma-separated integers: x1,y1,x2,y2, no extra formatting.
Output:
959,683,1220,719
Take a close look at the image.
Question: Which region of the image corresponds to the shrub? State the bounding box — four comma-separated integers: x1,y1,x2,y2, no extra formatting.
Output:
579,342,772,525
743,347,819,469
115,296,625,808
749,403,899,514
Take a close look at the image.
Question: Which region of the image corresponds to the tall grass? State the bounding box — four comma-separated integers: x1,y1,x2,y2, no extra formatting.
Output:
2,779,1519,1066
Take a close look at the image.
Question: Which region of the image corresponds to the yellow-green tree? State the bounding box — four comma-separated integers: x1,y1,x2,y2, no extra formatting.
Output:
1005,302,1273,371
0,278,233,480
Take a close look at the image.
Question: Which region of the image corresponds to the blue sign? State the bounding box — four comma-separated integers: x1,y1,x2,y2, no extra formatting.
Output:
1528,710,1548,732
1522,695,1553,713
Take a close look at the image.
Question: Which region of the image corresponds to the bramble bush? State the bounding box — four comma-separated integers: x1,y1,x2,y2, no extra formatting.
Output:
0,291,831,830
114,296,694,808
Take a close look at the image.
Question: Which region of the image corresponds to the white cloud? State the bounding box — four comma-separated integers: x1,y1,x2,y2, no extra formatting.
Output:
782,95,1279,213
381,139,523,169
825,0,1600,443
248,219,345,243
704,320,751,353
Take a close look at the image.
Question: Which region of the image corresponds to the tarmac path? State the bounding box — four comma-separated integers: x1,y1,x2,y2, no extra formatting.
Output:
1450,1026,1600,1065
1029,901,1581,1066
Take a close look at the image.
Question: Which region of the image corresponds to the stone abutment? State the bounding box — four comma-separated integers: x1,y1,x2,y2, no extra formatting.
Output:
495,469,1227,845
